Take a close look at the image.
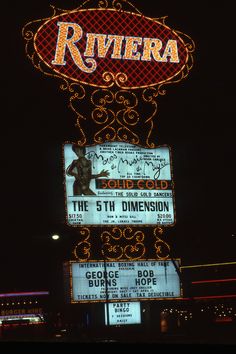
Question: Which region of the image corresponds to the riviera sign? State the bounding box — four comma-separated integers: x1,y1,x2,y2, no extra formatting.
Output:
32,9,192,88
52,22,180,73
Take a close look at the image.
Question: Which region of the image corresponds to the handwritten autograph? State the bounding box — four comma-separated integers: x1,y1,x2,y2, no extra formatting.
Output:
86,150,170,179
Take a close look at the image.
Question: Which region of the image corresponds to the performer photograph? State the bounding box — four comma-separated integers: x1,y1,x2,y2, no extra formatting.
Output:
66,145,109,196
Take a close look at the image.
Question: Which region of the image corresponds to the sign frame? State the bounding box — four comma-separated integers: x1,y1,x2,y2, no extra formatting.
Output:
104,301,141,326
64,259,182,303
63,141,176,228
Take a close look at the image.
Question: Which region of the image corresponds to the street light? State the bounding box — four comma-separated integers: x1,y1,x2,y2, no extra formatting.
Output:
51,234,60,241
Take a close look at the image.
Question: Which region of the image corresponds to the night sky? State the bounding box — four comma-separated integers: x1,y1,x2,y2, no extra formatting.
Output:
2,0,236,292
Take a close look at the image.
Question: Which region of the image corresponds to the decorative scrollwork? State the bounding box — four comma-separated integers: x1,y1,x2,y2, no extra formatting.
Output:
118,106,139,126
141,87,159,148
142,87,159,124
101,227,123,260
123,227,144,241
75,0,142,13
94,125,117,144
112,0,141,13
102,72,115,84
90,89,117,143
67,82,160,146
64,82,86,98
101,243,124,260
92,107,111,125
123,228,145,259
91,89,114,107
156,30,195,95
112,0,123,10
142,87,159,105
102,72,128,88
115,91,138,109
101,227,123,242
73,228,91,261
23,30,34,42
117,126,140,145
154,227,171,260
116,92,139,125
115,73,128,86
98,0,109,8
101,227,146,260
115,90,140,144
91,90,115,126
124,244,146,260
176,30,195,54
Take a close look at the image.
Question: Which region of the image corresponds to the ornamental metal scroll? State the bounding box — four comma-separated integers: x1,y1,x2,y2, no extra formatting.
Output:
72,226,171,261
70,86,160,147
101,227,145,260
73,227,91,261
154,227,171,260
22,0,195,148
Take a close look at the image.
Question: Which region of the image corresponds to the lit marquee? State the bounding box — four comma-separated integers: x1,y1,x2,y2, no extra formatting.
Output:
51,22,180,73
31,8,193,88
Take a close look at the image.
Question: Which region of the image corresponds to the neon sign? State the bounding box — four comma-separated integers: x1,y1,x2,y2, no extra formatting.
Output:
23,1,194,147
34,9,190,88
23,0,195,262
52,22,180,70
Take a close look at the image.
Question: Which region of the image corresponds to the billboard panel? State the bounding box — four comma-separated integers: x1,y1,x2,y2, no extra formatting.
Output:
105,302,141,326
64,142,175,226
69,260,181,303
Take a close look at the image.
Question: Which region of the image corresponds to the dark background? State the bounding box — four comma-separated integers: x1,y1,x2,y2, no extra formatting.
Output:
2,0,236,292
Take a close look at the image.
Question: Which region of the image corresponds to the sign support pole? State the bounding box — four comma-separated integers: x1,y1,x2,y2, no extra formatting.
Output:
104,258,110,326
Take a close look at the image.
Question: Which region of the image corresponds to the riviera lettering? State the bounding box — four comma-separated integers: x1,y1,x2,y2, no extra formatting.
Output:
52,22,180,73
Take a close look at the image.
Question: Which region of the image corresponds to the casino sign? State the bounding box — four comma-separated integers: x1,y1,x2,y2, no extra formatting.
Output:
24,8,194,89
32,9,191,89
22,0,195,263
22,1,194,147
